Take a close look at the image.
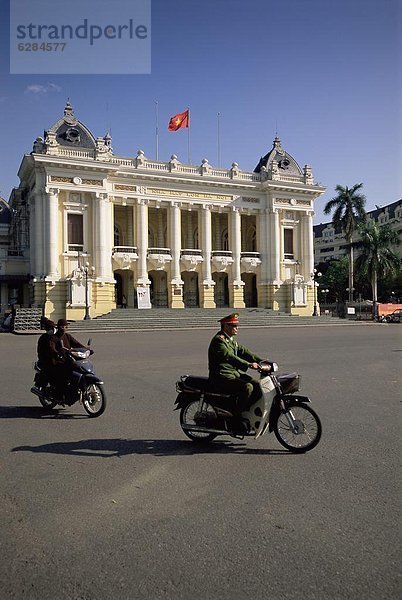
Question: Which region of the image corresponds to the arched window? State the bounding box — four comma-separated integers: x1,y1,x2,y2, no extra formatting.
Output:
222,229,229,251
114,225,121,247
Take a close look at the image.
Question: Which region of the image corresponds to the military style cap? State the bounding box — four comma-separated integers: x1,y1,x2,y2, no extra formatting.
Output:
57,319,68,327
219,313,239,325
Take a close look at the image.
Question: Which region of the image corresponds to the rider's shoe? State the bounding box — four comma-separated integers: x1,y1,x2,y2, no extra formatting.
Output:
231,417,251,435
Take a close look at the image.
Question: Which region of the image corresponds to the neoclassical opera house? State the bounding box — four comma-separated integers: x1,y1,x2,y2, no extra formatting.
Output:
9,102,325,320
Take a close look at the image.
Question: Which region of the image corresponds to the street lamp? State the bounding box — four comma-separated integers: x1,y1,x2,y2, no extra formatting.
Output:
346,287,355,302
321,288,329,305
311,269,322,317
83,261,95,320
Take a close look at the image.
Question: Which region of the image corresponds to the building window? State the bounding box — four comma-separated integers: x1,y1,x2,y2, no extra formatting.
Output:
114,225,121,247
284,228,294,259
222,229,229,251
68,213,83,251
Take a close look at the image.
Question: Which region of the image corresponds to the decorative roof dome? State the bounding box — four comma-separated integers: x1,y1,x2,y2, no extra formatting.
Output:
0,196,12,225
43,99,96,150
254,137,303,176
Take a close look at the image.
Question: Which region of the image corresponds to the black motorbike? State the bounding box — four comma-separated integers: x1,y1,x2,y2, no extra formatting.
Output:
31,341,106,417
175,361,322,453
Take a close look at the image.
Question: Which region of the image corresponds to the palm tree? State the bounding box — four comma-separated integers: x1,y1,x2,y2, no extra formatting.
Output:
353,222,400,317
324,183,366,302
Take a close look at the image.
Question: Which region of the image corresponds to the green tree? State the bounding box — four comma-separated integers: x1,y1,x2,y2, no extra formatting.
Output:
324,183,366,302
320,256,349,303
353,222,400,315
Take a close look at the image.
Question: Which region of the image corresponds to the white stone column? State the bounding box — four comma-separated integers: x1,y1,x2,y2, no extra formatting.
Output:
199,204,215,308
34,192,44,276
136,199,150,285
268,208,281,283
95,193,112,281
230,207,242,285
169,202,182,284
45,187,59,280
301,212,314,281
230,207,245,308
29,196,36,276
258,208,268,283
201,205,213,284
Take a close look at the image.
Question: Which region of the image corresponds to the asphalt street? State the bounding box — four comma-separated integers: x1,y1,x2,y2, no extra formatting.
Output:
0,324,401,600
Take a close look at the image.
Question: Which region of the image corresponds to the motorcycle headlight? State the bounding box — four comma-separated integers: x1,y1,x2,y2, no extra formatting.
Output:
72,349,91,359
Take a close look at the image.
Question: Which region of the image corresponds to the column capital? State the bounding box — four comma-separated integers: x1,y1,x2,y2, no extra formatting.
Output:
44,187,59,196
95,192,109,201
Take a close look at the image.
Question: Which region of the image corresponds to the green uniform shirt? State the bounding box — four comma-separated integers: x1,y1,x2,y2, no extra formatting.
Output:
208,331,263,380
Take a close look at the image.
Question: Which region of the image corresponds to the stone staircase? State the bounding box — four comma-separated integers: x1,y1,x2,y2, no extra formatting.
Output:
68,308,360,333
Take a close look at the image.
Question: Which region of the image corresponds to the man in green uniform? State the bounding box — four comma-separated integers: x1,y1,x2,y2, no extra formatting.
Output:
208,313,267,418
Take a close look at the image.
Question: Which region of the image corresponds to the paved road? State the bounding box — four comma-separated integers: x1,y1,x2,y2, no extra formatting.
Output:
1,324,401,600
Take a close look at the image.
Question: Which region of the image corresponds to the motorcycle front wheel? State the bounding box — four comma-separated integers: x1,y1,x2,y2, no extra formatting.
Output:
82,383,107,417
274,403,322,453
180,400,218,443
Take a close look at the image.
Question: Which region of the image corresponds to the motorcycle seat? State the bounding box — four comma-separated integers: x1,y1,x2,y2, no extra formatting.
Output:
182,376,212,392
180,376,233,399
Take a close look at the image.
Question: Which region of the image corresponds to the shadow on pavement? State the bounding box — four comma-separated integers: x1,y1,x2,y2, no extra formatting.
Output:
0,405,87,419
11,437,290,457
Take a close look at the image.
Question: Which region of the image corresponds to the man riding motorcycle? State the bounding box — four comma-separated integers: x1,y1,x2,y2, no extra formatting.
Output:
208,313,271,431
36,318,87,404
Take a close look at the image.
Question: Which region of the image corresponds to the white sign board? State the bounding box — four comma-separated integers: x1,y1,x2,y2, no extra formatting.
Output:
137,287,151,309
347,307,356,314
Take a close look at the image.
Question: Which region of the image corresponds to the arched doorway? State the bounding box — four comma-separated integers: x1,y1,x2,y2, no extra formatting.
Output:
213,273,229,307
182,272,199,307
242,273,258,307
114,273,123,306
149,271,168,307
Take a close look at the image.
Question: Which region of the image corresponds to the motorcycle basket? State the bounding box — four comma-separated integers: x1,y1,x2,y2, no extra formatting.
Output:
278,373,301,394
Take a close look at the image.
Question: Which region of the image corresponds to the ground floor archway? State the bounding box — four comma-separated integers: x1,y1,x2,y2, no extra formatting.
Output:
149,271,168,307
181,271,199,307
213,272,229,308
242,273,258,307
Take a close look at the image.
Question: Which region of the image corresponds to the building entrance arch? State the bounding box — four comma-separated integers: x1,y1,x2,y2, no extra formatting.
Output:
149,271,168,307
181,272,199,307
213,273,229,307
242,273,258,307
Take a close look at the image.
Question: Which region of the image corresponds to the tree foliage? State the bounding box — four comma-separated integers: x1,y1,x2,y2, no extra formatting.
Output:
323,183,367,242
353,222,400,304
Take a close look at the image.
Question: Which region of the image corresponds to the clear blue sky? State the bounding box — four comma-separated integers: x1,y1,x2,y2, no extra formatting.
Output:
0,0,400,223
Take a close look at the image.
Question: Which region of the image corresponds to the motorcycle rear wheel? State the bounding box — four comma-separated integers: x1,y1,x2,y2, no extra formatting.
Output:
180,400,218,443
82,383,106,417
274,403,321,453
38,387,57,409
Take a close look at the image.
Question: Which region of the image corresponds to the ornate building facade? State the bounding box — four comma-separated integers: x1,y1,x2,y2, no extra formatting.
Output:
7,102,325,320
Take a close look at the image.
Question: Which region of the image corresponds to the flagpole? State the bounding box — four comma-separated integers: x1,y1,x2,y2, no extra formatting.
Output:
217,112,221,168
155,100,159,161
187,106,191,164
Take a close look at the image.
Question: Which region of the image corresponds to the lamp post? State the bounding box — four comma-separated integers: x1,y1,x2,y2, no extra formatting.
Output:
346,287,355,302
321,288,329,305
311,269,322,316
83,261,95,320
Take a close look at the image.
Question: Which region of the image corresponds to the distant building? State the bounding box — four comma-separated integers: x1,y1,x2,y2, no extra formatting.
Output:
314,199,402,264
3,101,326,320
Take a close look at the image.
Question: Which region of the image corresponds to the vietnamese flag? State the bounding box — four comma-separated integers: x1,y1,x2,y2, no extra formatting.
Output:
168,109,189,131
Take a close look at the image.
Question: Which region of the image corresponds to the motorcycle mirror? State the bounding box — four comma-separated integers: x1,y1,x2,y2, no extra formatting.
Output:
87,338,92,346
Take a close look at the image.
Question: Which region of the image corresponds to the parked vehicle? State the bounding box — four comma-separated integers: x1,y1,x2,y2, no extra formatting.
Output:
175,361,322,453
385,309,402,323
31,341,106,417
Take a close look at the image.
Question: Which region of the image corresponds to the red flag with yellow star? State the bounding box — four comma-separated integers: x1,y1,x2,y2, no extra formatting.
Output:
168,109,189,131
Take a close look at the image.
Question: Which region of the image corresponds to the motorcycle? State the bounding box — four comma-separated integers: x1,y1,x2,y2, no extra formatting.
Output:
30,339,107,417
175,361,321,453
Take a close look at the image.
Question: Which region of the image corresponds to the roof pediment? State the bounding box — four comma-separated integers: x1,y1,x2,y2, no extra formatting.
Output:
44,100,96,150
254,137,303,176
